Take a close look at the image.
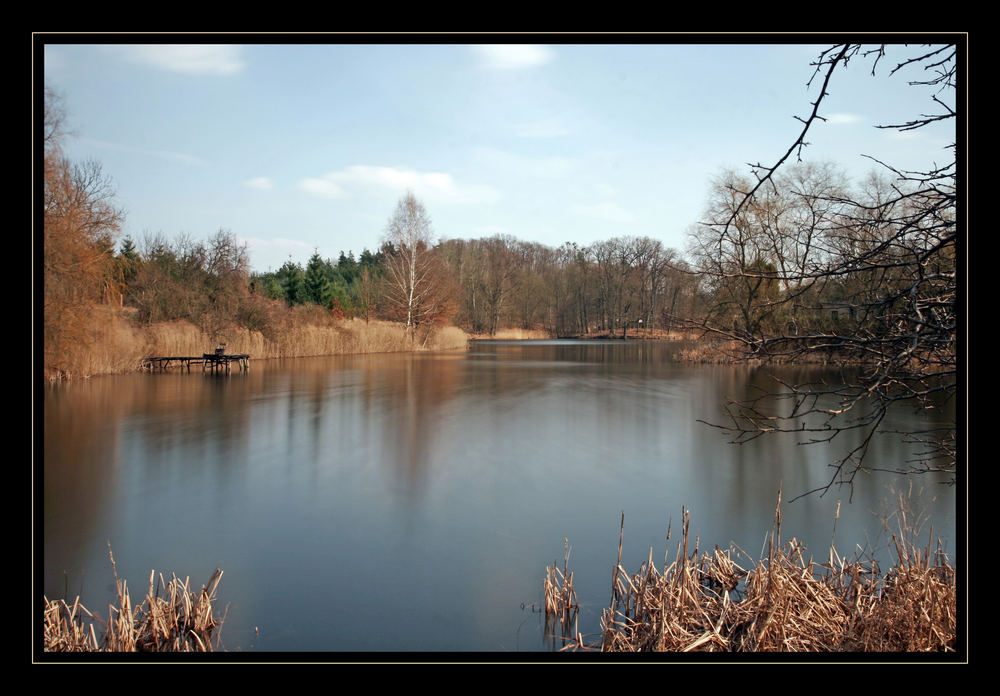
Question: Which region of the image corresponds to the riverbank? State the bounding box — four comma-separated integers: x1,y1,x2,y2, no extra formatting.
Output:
466,328,553,340
673,338,875,365
43,305,469,382
468,327,699,342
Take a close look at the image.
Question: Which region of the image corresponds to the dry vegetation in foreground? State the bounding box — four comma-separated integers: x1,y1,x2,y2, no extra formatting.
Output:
544,490,957,653
43,548,225,653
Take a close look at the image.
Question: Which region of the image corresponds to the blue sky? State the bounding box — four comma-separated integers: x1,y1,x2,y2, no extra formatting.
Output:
42,40,957,273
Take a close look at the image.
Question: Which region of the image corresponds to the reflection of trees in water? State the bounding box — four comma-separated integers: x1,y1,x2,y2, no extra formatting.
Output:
136,373,256,481
711,364,955,479
44,372,261,599
488,340,665,366
356,354,462,493
692,364,954,565
45,381,121,598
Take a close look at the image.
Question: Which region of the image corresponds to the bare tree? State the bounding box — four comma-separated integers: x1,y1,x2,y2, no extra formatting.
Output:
683,43,958,499
381,191,451,342
355,265,381,324
42,86,124,379
478,234,520,336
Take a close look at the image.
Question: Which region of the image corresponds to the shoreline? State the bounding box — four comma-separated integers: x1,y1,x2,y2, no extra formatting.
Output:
43,311,470,383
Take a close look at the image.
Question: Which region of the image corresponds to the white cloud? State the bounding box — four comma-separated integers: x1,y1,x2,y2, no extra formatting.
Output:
244,177,275,190
73,136,208,166
299,165,500,205
473,44,553,70
299,176,349,199
594,183,619,199
148,149,208,166
825,112,863,125
572,201,636,224
107,45,245,75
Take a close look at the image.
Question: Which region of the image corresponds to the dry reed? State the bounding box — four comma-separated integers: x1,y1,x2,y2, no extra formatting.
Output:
673,337,866,365
141,318,468,360
469,328,553,340
47,307,470,380
674,340,763,364
543,539,582,649
43,547,226,653
549,491,957,653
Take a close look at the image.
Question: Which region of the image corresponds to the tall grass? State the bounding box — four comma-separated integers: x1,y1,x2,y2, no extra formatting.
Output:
545,490,957,653
45,306,470,381
469,327,553,340
43,547,225,653
543,539,581,649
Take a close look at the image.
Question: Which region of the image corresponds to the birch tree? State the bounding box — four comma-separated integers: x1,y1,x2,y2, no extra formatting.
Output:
382,192,448,342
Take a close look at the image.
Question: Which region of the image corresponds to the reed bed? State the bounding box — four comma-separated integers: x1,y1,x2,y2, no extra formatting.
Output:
43,549,226,653
577,328,698,341
469,328,554,340
49,309,470,380
141,318,468,360
543,539,582,648
673,337,866,365
673,340,764,364
546,492,957,653
51,305,150,379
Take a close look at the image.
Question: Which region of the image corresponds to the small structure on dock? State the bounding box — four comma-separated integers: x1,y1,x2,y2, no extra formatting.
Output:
142,343,250,373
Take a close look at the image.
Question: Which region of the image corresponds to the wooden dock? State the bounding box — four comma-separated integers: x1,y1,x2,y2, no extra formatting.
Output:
142,345,250,373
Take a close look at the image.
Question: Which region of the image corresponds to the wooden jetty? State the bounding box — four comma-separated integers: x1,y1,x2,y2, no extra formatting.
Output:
142,344,250,373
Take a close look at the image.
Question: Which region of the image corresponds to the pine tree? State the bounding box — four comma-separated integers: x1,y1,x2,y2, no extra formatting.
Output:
303,251,333,307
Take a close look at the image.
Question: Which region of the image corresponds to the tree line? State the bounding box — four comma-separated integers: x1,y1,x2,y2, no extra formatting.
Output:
439,234,698,337
42,42,957,497
76,159,938,350
89,213,708,343
681,43,957,493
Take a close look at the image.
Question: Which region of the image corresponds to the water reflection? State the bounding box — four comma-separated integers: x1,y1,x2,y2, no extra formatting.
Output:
42,341,956,651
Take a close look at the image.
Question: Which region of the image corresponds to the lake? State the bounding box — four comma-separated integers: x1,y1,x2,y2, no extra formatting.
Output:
41,340,956,653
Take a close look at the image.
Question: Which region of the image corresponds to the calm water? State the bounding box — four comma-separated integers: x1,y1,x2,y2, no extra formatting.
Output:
42,340,956,653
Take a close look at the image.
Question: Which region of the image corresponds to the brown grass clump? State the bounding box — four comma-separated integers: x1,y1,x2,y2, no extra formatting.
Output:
550,492,957,653
674,340,760,364
543,539,582,648
43,548,226,653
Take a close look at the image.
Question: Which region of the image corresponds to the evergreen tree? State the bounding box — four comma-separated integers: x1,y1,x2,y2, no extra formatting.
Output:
336,250,359,285
303,251,333,307
276,260,304,306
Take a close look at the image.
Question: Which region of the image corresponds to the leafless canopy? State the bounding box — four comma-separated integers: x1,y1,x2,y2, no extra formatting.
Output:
681,43,959,499
381,191,452,343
